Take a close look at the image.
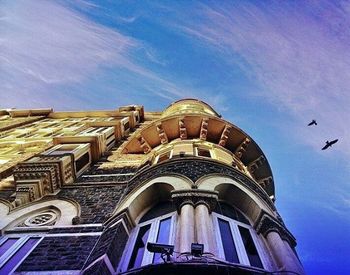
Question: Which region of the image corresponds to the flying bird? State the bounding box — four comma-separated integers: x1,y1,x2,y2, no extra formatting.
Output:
308,120,317,126
321,139,338,150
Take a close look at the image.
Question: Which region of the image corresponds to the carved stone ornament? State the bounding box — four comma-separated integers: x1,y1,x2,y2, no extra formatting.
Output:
218,124,232,147
255,212,296,247
179,119,187,140
199,118,209,141
156,123,168,144
171,189,218,213
126,158,276,211
24,211,57,227
137,135,151,154
234,137,251,159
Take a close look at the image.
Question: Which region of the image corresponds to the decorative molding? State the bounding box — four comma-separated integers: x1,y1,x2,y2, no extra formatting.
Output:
258,176,273,189
179,119,187,140
255,211,296,247
171,189,218,213
12,154,75,206
218,125,232,147
137,135,151,154
126,158,276,211
234,137,251,159
248,155,265,173
156,122,168,144
199,118,209,141
23,211,57,227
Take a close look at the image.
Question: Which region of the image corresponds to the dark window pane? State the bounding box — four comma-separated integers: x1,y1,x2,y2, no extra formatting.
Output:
75,152,90,172
218,219,239,263
158,152,170,163
124,121,129,131
153,217,171,263
197,148,211,158
0,237,40,274
239,226,263,268
0,238,19,256
214,203,250,225
128,224,151,270
140,202,175,223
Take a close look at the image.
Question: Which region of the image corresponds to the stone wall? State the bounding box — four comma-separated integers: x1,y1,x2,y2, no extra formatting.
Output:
17,235,99,272
84,222,128,271
58,185,126,224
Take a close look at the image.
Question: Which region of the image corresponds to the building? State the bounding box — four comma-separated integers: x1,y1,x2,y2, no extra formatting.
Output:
0,99,304,274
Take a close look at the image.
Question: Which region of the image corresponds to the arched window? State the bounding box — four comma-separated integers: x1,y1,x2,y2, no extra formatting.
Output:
212,202,266,269
120,201,176,272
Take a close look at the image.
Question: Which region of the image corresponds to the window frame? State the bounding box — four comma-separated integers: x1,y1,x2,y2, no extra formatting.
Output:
0,235,43,274
119,211,177,272
194,146,212,158
212,212,267,269
155,150,173,164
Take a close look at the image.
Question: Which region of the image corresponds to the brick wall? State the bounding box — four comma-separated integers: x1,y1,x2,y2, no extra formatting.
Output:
58,185,126,224
17,235,99,272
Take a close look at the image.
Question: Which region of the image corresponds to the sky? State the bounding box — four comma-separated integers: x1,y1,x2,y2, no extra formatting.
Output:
1,0,350,274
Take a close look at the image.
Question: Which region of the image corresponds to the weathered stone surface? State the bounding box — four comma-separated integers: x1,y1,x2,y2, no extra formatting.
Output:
58,185,125,224
83,258,112,275
126,157,276,211
84,222,128,270
17,236,99,271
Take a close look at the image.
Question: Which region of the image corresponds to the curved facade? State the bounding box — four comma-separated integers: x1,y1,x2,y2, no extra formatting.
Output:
0,100,304,274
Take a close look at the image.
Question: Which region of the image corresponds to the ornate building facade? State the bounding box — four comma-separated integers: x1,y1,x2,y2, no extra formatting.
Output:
0,99,304,274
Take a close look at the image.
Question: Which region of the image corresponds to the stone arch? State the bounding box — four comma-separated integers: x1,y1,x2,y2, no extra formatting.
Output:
196,175,275,223
114,175,191,223
0,198,79,231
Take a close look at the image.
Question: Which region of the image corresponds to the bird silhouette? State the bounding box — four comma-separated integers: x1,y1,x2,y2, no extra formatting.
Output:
308,120,317,126
322,139,338,150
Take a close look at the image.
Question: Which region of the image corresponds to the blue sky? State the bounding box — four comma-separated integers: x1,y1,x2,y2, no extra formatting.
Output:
1,1,350,274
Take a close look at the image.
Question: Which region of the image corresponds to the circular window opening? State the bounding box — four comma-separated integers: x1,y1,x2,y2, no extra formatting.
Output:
24,211,57,227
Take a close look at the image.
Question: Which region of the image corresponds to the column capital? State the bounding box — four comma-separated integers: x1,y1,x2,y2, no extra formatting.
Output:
171,189,218,213
255,211,296,247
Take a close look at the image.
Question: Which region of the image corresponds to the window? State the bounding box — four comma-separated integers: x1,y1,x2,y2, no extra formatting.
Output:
75,152,90,173
195,147,211,158
120,202,176,272
213,204,265,269
156,150,172,164
124,121,130,131
0,236,41,274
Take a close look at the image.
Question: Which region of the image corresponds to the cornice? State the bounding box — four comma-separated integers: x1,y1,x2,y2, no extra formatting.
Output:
171,189,218,213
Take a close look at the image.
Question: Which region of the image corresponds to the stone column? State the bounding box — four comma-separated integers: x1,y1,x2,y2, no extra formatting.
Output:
171,189,218,254
266,231,297,273
282,240,305,275
195,204,213,253
179,203,195,253
256,213,305,275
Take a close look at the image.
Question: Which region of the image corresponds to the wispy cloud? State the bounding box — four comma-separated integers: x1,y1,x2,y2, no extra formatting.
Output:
168,1,350,156
0,0,207,110
0,0,135,105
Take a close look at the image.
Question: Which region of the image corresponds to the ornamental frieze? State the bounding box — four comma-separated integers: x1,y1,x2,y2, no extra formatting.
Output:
125,157,276,211
171,189,218,213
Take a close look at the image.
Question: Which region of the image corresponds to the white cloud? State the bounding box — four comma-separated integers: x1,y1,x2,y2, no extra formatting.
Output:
0,0,207,110
170,1,350,157
0,1,138,83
